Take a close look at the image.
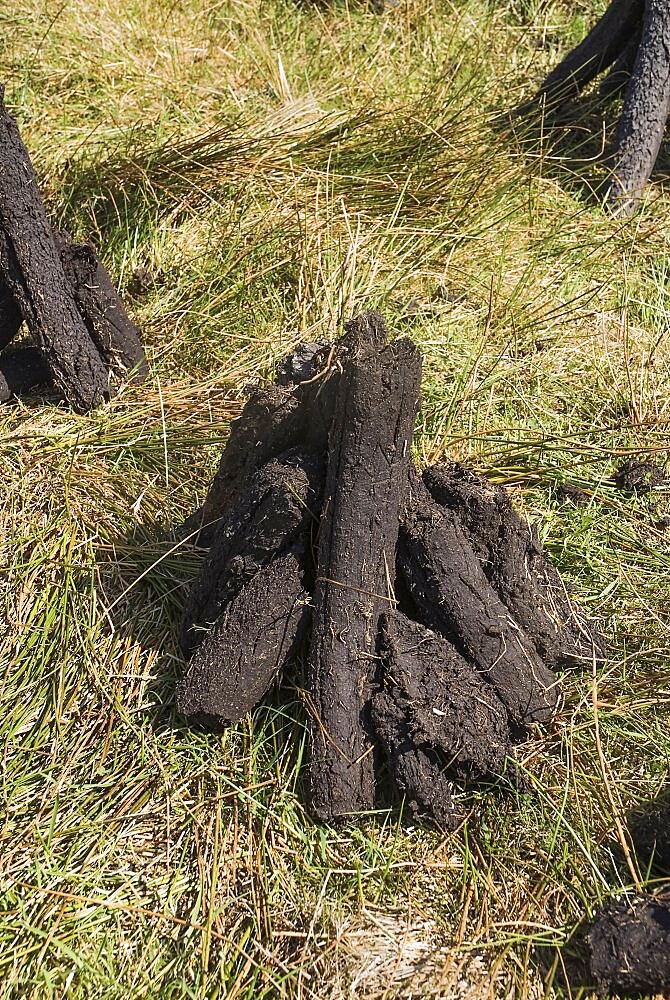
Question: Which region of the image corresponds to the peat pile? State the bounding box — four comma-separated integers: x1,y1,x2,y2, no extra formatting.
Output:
522,0,670,214
0,85,146,411
177,311,604,827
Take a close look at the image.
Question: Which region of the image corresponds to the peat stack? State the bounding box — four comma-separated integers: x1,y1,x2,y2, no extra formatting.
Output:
177,311,604,827
521,0,670,214
0,86,146,411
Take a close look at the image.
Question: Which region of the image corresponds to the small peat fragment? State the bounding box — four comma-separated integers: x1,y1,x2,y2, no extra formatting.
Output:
613,458,666,494
588,895,670,995
307,313,422,822
372,611,513,829
0,345,51,402
126,266,155,298
423,463,604,667
556,483,589,507
180,448,323,656
399,473,560,727
176,546,310,730
275,341,330,386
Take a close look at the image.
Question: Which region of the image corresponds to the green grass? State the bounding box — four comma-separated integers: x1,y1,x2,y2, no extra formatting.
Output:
1,0,669,996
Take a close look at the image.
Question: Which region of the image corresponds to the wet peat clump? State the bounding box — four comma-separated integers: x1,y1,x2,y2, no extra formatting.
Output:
176,311,605,829
520,0,670,215
0,85,146,411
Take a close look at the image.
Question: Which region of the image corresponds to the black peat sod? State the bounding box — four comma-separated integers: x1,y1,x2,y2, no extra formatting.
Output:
177,311,604,829
524,0,670,214
0,85,146,410
587,894,670,995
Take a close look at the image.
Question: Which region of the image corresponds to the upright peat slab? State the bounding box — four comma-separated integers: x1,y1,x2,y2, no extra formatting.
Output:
306,313,422,821
0,86,108,411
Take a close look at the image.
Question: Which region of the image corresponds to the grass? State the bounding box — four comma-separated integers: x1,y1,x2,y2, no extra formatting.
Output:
1,0,669,996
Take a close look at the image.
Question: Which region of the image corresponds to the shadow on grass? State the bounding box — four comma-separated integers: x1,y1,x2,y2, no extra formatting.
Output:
500,93,670,210
533,790,670,997
94,517,201,733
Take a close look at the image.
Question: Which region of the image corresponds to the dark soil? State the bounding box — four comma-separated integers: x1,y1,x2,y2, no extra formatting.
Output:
613,458,666,493
588,895,670,994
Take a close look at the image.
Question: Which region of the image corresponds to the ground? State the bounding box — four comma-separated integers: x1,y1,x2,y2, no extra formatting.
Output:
1,1,669,997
